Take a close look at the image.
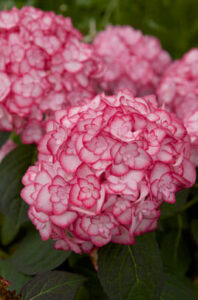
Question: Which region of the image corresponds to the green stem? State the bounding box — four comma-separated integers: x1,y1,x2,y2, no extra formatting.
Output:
102,0,118,27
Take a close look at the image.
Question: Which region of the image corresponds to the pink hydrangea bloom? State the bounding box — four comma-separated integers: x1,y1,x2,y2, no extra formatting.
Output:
21,90,196,253
0,6,102,144
157,49,198,165
93,25,171,96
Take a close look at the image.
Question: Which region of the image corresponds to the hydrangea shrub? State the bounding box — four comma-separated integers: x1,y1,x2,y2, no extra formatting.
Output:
21,90,196,253
0,3,198,298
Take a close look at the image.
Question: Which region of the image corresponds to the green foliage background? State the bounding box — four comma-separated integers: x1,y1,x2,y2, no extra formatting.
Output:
0,0,198,299
1,0,198,58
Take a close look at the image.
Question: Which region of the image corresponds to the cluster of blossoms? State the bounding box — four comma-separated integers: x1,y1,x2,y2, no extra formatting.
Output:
93,25,171,96
21,91,196,253
157,49,198,165
0,6,101,144
0,6,196,254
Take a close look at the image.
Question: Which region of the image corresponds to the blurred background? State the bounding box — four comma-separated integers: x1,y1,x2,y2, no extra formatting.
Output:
1,0,198,59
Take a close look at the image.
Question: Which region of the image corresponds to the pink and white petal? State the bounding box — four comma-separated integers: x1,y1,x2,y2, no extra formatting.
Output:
91,235,111,247
21,184,35,205
39,221,52,241
60,153,81,173
35,185,53,213
112,226,134,245
50,211,78,228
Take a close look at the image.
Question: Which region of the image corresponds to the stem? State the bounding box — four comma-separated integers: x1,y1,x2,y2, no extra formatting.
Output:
83,18,97,43
102,0,118,27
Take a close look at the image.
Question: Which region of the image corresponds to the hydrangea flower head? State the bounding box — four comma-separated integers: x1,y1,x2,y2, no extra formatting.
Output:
21,90,195,253
157,49,198,165
0,6,101,144
93,25,171,96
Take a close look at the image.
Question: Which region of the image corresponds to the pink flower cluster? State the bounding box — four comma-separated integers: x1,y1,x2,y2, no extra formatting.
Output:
1,6,196,254
93,25,171,96
0,7,101,144
21,90,195,253
157,49,198,165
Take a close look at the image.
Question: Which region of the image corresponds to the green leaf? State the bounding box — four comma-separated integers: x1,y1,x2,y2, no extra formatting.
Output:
74,285,90,300
68,252,109,299
0,215,19,245
85,275,109,300
0,144,36,225
21,271,85,300
191,219,198,245
0,248,7,259
12,228,70,275
0,258,30,294
98,233,163,300
160,189,190,218
195,250,198,271
0,131,10,148
160,232,190,275
194,278,198,299
161,273,197,300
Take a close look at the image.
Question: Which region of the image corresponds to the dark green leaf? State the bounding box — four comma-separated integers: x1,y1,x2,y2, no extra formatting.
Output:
0,258,30,294
0,215,19,245
0,145,36,225
98,233,163,300
191,219,198,245
68,252,87,269
161,273,197,300
21,271,85,300
160,232,190,275
0,131,10,148
85,275,109,300
74,285,90,300
194,279,198,300
160,189,190,218
12,228,70,275
68,252,109,299
195,251,198,272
